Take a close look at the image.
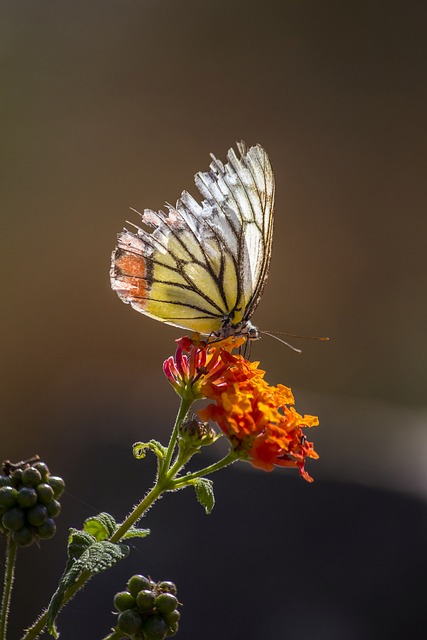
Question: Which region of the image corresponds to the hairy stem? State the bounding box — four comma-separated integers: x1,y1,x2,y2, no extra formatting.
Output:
171,450,238,489
161,395,193,473
110,483,165,543
0,534,17,640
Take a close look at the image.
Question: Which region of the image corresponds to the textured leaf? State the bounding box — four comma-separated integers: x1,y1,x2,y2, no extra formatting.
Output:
78,540,129,573
121,526,151,540
192,478,215,514
67,529,95,558
46,539,129,636
83,512,116,541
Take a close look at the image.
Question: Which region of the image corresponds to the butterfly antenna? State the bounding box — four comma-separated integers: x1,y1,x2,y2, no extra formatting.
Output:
263,330,329,342
261,331,302,354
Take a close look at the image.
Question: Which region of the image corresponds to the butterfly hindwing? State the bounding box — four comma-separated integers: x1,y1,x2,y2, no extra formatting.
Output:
110,142,275,336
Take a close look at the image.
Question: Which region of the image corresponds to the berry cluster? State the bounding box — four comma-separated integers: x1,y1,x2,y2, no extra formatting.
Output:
0,457,65,547
114,574,181,639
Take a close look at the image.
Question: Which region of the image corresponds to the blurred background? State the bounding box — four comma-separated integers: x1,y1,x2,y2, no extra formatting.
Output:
2,1,427,638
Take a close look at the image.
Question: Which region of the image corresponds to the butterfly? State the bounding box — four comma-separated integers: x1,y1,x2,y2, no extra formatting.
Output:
110,142,275,340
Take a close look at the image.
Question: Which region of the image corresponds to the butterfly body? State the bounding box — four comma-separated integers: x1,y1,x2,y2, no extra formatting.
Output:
111,142,275,339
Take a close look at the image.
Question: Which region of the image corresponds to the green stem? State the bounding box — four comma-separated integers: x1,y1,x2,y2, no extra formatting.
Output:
0,534,17,640
110,482,165,543
161,395,193,474
171,450,238,489
20,611,47,640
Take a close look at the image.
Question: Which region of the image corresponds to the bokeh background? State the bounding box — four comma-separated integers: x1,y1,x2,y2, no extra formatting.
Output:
2,1,427,638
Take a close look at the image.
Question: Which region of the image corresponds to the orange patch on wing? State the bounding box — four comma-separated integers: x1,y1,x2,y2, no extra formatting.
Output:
114,249,149,300
116,250,146,278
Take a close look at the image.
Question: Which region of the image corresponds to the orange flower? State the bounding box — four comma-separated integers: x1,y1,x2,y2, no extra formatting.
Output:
163,336,243,400
164,337,319,481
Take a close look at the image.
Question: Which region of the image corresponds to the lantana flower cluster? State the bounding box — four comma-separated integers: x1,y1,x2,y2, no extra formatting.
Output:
164,337,319,482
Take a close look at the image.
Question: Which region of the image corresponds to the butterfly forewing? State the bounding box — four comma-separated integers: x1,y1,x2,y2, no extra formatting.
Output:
110,142,275,336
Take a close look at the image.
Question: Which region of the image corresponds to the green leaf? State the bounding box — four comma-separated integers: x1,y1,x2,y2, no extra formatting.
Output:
133,440,167,461
77,540,129,574
191,478,215,514
66,529,96,570
120,526,151,540
83,512,116,541
46,538,129,636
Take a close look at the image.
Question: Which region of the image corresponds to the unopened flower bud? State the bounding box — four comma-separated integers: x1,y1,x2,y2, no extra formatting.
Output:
179,418,217,448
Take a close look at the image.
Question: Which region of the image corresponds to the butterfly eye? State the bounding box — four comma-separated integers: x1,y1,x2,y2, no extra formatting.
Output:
247,326,259,341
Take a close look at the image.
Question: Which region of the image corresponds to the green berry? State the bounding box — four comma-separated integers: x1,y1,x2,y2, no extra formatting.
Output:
114,591,136,612
37,518,56,539
11,469,23,487
154,593,178,616
13,526,34,547
0,476,12,488
21,467,42,487
2,507,25,531
127,574,152,598
141,615,168,640
37,483,54,505
136,589,156,613
27,504,48,526
163,611,180,626
17,487,38,508
48,476,65,498
46,499,61,517
157,581,177,596
117,609,142,634
0,486,18,509
34,462,49,479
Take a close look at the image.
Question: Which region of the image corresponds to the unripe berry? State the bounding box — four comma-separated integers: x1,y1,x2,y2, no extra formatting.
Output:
163,610,180,626
154,593,178,616
0,486,18,509
46,499,61,517
17,487,38,508
27,504,48,527
136,589,156,613
2,507,25,531
36,483,54,505
127,574,152,597
37,518,56,539
34,462,49,479
21,467,42,487
48,476,65,498
141,615,168,640
11,469,23,487
117,610,142,634
114,591,136,612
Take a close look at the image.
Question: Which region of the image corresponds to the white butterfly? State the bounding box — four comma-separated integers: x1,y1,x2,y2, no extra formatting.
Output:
110,142,275,339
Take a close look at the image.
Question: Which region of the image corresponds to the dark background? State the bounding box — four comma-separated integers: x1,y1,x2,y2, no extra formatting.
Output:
2,1,427,638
